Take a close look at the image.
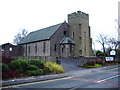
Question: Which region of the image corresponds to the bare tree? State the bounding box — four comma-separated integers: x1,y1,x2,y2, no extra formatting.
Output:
13,29,28,45
108,37,118,50
96,34,108,58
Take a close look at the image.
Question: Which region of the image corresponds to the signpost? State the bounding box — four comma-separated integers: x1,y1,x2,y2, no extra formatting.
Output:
110,50,116,56
105,50,116,61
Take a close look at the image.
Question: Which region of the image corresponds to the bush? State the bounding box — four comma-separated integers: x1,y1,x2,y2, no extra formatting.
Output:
82,64,102,68
26,69,43,76
96,59,104,65
2,53,15,64
2,70,21,80
105,60,119,66
10,59,29,73
87,60,96,66
1,63,9,72
44,62,64,74
27,59,45,69
27,65,39,70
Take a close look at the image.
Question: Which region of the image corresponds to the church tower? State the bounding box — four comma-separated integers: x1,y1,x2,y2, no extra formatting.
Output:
68,11,93,57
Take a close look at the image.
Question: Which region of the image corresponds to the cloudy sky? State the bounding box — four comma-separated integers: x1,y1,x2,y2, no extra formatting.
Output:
0,0,119,50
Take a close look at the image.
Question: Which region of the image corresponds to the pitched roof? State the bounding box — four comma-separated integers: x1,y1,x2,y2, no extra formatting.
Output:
60,37,75,45
19,22,64,44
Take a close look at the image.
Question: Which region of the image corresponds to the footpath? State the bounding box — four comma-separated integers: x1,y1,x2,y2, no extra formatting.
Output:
1,65,120,87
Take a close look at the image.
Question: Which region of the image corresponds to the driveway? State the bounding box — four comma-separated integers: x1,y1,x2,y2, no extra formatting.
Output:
60,59,86,72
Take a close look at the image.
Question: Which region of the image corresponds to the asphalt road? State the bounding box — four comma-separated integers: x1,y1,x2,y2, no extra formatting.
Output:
2,66,120,89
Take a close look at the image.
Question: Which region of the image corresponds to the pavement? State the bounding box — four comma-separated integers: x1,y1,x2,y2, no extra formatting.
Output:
1,64,120,87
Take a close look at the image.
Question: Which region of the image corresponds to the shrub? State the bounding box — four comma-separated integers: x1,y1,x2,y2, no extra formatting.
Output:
26,69,43,76
82,64,88,68
96,59,104,65
2,70,21,80
1,63,9,72
87,60,96,66
27,59,45,69
27,65,39,70
44,62,64,74
105,60,119,66
2,53,15,64
82,64,102,68
10,59,29,73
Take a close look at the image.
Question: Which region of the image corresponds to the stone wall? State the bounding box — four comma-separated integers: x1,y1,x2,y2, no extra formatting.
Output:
60,44,74,58
22,40,50,57
68,11,93,57
50,22,69,57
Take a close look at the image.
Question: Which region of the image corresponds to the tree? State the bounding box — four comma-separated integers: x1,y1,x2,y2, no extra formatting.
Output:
108,37,118,50
13,29,28,45
96,50,104,57
96,34,108,58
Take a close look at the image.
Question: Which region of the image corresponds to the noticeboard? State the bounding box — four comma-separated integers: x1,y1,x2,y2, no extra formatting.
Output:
105,57,114,61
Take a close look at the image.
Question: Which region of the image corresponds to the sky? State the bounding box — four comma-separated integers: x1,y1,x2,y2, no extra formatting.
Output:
0,0,119,50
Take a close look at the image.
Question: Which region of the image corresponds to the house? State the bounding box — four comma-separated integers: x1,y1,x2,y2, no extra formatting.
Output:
1,43,22,59
19,11,93,61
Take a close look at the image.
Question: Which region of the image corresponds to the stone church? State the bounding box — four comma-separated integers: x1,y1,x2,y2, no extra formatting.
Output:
19,11,93,61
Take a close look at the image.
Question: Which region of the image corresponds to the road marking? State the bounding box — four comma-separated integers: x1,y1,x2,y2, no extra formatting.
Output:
2,71,95,88
97,74,120,83
2,67,120,88
2,76,72,88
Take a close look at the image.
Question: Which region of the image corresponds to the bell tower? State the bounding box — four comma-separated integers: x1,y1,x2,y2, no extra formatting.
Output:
68,11,93,57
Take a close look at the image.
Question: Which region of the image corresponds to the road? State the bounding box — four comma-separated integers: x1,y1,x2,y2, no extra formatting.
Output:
2,67,120,89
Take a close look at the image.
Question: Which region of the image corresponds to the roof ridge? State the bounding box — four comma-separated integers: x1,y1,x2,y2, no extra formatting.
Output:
19,22,65,44
30,22,63,34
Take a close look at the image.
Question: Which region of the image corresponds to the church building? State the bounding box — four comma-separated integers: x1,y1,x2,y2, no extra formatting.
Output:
19,11,93,61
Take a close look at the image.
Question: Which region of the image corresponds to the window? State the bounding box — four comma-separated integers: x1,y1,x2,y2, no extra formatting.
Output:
54,44,57,51
84,32,86,38
43,42,46,53
88,26,91,37
70,45,72,52
72,32,74,39
79,24,81,34
64,31,66,36
9,47,12,51
35,44,37,53
62,47,64,52
79,37,82,44
61,45,64,52
79,50,82,55
84,45,86,53
28,46,30,53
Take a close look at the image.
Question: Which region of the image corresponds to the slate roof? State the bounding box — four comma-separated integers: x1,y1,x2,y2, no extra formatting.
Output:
60,37,75,45
19,22,64,44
